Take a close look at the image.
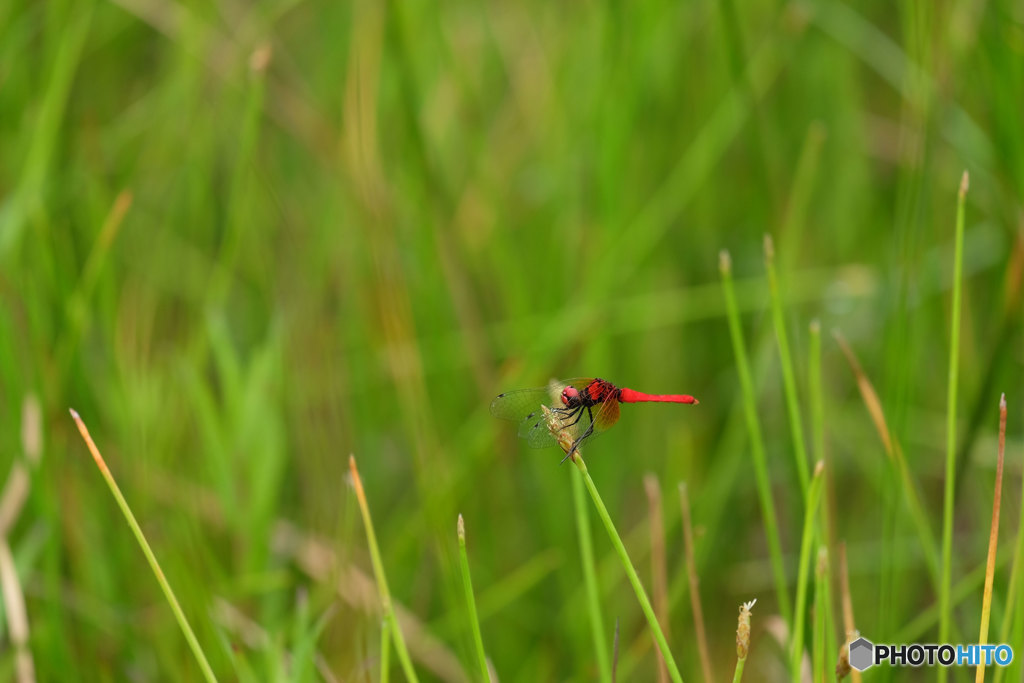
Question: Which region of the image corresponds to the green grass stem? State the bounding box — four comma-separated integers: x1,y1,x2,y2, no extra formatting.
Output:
349,455,419,683
720,249,792,623
938,171,970,681
813,548,827,683
572,467,612,683
569,448,683,683
790,461,825,683
765,234,810,496
457,514,490,683
70,409,218,683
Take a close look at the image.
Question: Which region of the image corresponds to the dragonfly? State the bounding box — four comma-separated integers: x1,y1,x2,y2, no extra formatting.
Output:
490,378,698,463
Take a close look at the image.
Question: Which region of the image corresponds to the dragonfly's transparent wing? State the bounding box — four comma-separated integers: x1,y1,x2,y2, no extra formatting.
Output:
490,378,612,450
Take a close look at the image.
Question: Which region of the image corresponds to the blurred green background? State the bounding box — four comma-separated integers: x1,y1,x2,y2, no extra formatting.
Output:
3,0,1024,680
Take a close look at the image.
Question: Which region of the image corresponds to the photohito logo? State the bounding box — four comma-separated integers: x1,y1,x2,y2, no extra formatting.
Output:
848,637,1013,671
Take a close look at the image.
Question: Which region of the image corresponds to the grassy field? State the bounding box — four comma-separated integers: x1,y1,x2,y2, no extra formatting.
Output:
2,0,1024,680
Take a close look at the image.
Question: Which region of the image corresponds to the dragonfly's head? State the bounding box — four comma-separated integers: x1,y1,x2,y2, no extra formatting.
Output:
560,386,580,407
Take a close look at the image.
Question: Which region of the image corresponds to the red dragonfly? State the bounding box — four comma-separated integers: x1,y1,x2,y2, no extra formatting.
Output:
490,378,698,462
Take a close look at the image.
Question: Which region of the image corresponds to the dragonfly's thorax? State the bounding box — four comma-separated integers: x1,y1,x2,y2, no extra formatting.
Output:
561,379,620,408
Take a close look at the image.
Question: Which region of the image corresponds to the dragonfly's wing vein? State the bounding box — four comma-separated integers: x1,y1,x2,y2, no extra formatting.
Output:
492,378,613,450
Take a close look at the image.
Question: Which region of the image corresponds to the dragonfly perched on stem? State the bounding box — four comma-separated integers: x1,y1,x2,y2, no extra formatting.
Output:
490,378,698,463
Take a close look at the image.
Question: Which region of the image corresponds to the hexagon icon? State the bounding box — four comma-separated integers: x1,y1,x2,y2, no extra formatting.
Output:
849,637,874,672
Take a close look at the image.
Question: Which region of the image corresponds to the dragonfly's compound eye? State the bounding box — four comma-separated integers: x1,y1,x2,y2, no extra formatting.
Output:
561,386,579,405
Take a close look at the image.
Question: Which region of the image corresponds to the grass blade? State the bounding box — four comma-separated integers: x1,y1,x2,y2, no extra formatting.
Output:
69,409,218,683
572,462,612,683
679,482,714,683
765,234,811,496
833,330,941,587
644,474,671,683
976,395,1006,683
457,515,490,683
575,452,684,683
349,455,419,683
720,249,792,623
837,542,861,683
939,170,970,681
813,549,827,683
543,406,683,683
790,462,825,683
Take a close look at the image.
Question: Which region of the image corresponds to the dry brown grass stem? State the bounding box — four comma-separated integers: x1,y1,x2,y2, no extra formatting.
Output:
976,394,1007,683
679,482,714,683
837,542,860,683
644,474,671,683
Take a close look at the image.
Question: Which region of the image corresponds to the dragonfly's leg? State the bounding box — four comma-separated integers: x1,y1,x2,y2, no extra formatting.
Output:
561,406,596,464
534,406,581,433
559,406,585,429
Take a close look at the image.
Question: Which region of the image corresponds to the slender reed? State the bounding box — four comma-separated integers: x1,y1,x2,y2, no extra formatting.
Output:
765,234,810,495
542,407,684,683
720,249,792,623
809,322,839,663
813,548,827,683
381,618,391,683
939,170,970,683
976,395,1006,683
644,474,671,683
996,397,1024,683
734,599,756,683
69,409,218,683
791,461,825,683
572,464,612,682
679,482,714,683
838,543,861,683
833,329,940,587
458,515,490,682
349,455,419,683
612,618,620,683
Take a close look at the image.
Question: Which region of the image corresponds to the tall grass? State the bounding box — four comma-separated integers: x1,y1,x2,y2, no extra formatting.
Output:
4,0,1023,679
939,171,970,683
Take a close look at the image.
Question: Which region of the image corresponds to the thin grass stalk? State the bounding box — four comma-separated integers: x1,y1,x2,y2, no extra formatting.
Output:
720,250,792,623
572,465,612,683
791,461,825,683
813,548,827,683
348,455,419,683
457,515,490,683
0,539,34,683
69,410,218,683
995,399,1024,683
764,234,810,495
381,618,391,683
679,482,714,683
734,599,756,683
541,407,684,683
644,474,671,683
808,321,839,662
838,543,862,683
833,330,941,587
574,453,684,683
612,618,620,683
976,395,1007,683
939,171,970,683
898,548,1012,644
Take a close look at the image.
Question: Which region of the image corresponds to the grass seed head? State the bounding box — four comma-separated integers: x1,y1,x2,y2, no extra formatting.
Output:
736,599,756,659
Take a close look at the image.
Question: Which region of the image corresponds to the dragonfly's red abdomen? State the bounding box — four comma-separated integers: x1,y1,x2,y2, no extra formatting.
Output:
618,387,699,404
